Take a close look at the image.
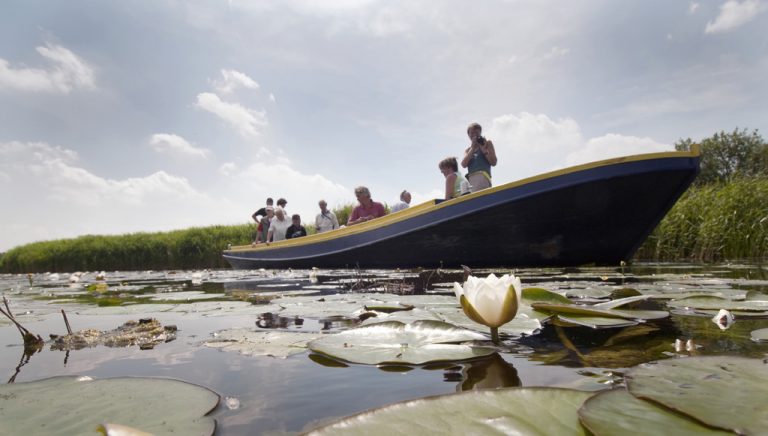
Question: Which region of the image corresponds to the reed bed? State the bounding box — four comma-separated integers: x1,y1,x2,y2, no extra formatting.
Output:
636,177,768,262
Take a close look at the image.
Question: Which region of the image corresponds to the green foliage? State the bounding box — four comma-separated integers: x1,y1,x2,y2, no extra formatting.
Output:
636,177,768,261
676,128,768,186
332,203,355,227
0,224,254,273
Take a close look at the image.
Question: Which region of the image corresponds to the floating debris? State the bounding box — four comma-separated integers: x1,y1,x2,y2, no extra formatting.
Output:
50,318,177,350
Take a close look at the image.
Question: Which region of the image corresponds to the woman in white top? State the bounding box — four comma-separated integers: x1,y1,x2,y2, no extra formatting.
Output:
267,207,292,242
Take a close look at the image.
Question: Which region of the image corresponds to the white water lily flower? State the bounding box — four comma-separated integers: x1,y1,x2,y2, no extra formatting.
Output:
711,309,734,330
453,273,521,328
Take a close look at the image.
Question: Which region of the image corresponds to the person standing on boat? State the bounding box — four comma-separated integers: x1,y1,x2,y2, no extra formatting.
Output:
286,214,308,239
254,206,274,245
461,122,497,191
267,207,291,242
252,197,274,223
347,186,386,226
276,197,288,214
439,157,470,199
315,200,340,233
391,190,411,213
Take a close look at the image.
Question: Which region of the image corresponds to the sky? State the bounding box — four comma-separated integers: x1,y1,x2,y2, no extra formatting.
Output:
1,0,767,251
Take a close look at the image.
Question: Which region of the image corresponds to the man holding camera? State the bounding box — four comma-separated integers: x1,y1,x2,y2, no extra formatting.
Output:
461,122,497,192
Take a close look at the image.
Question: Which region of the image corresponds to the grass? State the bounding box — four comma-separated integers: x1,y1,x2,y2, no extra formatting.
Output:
635,177,768,262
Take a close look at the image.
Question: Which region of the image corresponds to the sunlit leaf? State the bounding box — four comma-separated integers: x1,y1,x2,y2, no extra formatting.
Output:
305,387,592,435
627,356,768,434
308,320,496,365
204,328,321,358
0,376,218,435
579,389,732,436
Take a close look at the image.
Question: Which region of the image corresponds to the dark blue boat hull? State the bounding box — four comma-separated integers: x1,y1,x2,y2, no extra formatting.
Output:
223,152,699,269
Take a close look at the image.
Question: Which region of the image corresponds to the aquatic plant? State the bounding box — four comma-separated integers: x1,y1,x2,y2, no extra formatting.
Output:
636,176,768,261
453,273,521,343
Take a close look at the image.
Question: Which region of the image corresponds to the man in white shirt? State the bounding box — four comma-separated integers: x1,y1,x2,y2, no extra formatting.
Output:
391,190,411,213
267,207,292,242
315,200,340,233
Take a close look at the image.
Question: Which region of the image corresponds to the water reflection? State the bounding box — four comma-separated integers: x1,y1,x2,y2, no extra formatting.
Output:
448,354,521,391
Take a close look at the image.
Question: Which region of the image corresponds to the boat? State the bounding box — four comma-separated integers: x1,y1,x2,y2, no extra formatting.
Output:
223,146,700,269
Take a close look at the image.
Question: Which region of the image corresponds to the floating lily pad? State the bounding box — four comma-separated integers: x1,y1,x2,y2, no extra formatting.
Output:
433,307,543,336
627,356,768,434
0,376,218,435
579,389,732,435
593,295,652,310
521,287,572,305
532,303,668,321
751,327,768,342
308,320,495,365
551,315,639,329
667,297,768,312
305,387,592,435
204,329,321,358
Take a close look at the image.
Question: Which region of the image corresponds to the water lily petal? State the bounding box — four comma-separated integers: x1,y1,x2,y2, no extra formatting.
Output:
459,295,489,326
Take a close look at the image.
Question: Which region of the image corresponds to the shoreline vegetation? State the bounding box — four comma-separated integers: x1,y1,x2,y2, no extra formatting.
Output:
2,129,766,273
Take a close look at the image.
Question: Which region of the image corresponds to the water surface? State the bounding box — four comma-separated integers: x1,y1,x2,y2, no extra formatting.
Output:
2,264,767,434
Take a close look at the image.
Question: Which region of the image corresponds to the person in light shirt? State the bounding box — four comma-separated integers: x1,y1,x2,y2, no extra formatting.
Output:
391,190,411,213
267,207,291,242
315,200,340,233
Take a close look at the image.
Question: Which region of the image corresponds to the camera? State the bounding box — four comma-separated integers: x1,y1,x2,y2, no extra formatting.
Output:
476,136,486,145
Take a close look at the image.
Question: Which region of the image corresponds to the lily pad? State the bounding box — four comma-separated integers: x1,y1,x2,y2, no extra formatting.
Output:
204,329,321,358
593,295,652,310
433,307,543,336
551,315,639,329
751,327,768,342
308,320,496,365
667,297,768,312
0,376,219,435
627,356,768,434
305,387,592,435
579,389,732,435
532,303,668,321
521,287,572,305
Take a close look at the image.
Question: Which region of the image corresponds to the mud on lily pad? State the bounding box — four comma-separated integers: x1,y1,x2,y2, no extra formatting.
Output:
308,320,496,365
204,328,322,358
0,376,219,435
304,387,592,435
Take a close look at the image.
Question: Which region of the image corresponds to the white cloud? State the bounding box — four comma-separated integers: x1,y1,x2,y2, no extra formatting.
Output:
0,43,95,93
705,0,767,33
212,69,260,94
565,134,671,166
219,162,237,176
0,139,354,250
486,112,671,183
269,93,276,102
689,2,700,14
149,133,210,158
0,140,228,250
195,92,268,137
542,46,570,60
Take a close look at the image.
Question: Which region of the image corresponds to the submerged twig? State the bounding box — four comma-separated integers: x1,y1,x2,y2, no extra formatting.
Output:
61,309,73,335
0,297,45,351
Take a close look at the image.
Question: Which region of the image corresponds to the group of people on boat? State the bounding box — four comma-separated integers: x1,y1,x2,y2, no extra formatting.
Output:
251,122,497,244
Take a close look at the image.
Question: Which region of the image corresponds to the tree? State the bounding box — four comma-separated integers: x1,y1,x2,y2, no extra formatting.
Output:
675,128,768,185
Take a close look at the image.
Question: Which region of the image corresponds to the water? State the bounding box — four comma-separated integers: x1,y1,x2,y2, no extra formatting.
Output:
1,264,767,434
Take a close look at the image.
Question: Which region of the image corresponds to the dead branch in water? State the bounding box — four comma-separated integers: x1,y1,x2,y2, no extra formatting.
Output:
0,296,45,351
61,309,73,335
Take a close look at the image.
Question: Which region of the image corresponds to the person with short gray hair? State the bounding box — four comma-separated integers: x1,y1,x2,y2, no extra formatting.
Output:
315,199,340,233
391,190,411,213
348,186,386,225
